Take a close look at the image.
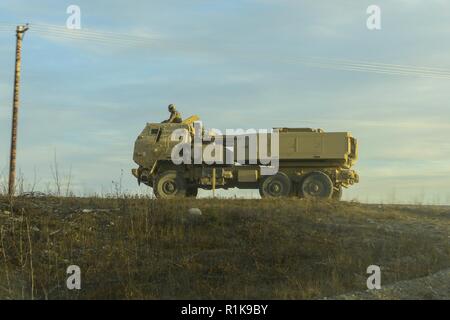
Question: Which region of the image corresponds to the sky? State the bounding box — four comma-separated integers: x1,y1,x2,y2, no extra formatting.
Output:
0,0,449,203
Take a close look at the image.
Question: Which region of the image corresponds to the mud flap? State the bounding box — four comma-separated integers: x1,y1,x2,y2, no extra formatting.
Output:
132,169,141,185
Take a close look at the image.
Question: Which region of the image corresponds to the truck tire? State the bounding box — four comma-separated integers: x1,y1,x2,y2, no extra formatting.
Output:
154,170,187,199
259,172,292,198
332,187,343,201
301,171,333,199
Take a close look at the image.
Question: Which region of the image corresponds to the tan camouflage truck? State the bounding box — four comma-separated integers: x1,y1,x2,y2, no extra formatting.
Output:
132,116,359,199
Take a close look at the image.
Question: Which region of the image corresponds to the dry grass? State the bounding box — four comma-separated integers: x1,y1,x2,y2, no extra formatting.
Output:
0,196,449,300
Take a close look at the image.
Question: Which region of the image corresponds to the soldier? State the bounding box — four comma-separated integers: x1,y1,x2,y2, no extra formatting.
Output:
163,104,183,123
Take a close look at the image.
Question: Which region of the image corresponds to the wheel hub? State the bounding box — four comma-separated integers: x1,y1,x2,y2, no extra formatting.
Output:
162,181,176,194
307,182,323,195
269,182,282,195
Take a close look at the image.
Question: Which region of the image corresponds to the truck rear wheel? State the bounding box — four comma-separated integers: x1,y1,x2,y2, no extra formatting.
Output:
154,170,187,199
301,171,333,199
259,172,292,198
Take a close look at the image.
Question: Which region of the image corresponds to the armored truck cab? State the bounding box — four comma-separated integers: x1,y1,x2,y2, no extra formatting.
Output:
132,117,359,199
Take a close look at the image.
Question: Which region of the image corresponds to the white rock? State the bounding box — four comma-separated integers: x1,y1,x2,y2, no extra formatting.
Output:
188,208,202,216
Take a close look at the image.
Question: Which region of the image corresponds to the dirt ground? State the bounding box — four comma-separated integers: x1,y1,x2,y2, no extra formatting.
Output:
333,268,450,299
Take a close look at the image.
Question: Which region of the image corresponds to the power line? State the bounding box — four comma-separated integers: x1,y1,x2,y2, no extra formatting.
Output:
322,57,450,74
301,57,450,77
2,22,450,80
31,23,158,46
30,28,148,45
240,53,450,80
30,28,148,47
305,65,450,80
296,60,450,80
32,22,159,42
1,21,159,47
30,26,158,48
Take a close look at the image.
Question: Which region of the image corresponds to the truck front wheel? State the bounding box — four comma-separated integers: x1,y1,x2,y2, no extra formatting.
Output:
301,172,334,199
259,172,292,198
154,170,187,199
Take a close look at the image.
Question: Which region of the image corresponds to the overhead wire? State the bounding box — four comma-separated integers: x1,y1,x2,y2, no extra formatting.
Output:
1,22,450,80
30,28,146,48
30,23,158,47
32,22,158,42
0,21,158,47
295,59,450,80
302,57,450,78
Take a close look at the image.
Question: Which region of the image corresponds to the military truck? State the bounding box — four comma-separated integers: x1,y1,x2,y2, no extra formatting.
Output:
132,116,359,199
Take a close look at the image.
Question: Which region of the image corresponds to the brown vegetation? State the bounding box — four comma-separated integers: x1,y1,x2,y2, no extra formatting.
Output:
0,196,448,299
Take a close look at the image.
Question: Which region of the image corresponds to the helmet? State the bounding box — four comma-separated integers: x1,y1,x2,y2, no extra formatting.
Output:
168,104,176,112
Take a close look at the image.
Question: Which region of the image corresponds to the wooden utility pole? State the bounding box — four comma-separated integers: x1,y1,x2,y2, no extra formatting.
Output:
8,24,29,196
